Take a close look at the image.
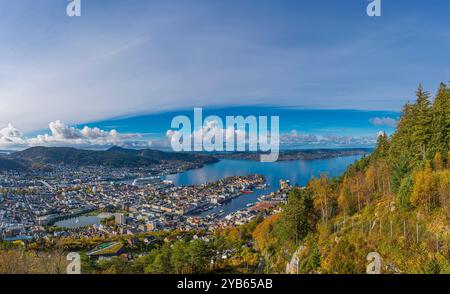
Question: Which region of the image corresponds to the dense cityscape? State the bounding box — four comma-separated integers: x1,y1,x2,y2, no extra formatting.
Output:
0,164,289,243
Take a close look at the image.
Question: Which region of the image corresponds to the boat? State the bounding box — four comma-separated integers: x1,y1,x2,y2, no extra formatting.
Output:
240,189,253,194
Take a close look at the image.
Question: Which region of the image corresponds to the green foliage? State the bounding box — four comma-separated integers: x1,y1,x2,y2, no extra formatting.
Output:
188,239,211,273
411,85,433,163
146,244,173,273
171,240,189,274
278,188,317,246
397,175,413,211
372,132,390,161
428,83,450,160
301,235,321,273
391,153,410,193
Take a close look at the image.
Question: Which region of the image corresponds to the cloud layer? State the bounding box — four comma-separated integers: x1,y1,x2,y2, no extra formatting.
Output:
2,1,448,131
0,121,151,149
281,130,377,148
1,119,381,151
165,120,376,151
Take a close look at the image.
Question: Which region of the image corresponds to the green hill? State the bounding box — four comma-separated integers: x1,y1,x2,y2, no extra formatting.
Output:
4,146,218,169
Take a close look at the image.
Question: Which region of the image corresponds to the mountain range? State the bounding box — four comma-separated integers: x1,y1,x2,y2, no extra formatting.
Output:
0,146,219,171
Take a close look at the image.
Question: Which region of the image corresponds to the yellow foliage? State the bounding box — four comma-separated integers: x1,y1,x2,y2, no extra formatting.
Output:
411,161,442,211
252,214,280,253
310,174,334,223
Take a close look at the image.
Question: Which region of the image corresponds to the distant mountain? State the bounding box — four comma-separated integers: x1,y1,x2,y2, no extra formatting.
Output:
4,146,219,169
107,146,219,163
0,146,373,171
8,147,159,168
212,148,372,161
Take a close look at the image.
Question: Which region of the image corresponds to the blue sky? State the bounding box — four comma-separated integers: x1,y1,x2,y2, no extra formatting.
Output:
83,107,400,149
0,0,448,149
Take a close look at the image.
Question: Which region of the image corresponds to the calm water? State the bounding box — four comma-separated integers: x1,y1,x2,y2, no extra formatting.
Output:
54,213,113,229
55,216,101,229
165,156,361,217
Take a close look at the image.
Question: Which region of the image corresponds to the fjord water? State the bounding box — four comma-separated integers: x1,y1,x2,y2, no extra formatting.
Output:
165,156,362,216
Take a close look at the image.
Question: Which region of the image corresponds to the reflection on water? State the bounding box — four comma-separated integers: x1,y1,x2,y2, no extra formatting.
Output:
165,156,361,216
54,213,114,229
54,216,101,229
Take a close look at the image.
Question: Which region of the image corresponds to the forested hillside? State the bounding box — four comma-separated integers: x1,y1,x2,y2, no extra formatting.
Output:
253,83,449,273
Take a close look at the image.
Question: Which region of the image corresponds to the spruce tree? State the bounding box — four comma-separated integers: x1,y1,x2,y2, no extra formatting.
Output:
389,103,414,168
411,85,432,164
428,83,450,161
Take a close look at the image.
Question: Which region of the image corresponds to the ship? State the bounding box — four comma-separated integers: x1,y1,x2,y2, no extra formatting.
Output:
240,189,253,194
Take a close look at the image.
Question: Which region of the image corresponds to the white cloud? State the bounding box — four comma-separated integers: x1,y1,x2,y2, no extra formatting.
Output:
166,122,376,151
369,117,398,127
0,121,151,149
166,119,251,150
281,130,377,147
0,123,26,147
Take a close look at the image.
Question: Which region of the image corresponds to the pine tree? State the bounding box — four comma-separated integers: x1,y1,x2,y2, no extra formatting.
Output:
391,153,410,193
372,132,390,161
389,103,414,168
397,175,413,211
428,83,450,161
279,188,316,245
411,85,432,164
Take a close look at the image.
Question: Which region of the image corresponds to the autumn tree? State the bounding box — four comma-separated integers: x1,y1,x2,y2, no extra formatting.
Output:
310,174,334,224
252,214,281,254
434,152,443,170
411,161,439,211
338,186,354,216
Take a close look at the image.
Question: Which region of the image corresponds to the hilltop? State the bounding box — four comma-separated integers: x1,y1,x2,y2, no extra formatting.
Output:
1,146,218,170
